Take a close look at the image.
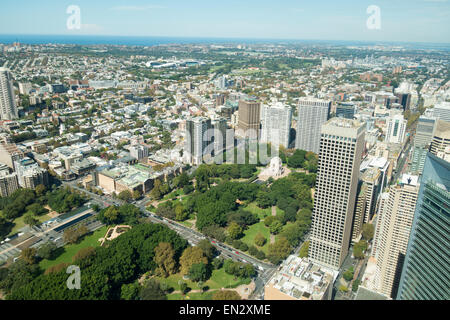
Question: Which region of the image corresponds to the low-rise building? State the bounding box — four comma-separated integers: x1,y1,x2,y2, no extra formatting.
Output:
264,256,338,300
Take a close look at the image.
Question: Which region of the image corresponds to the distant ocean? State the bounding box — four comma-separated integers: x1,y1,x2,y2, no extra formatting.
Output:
0,34,449,50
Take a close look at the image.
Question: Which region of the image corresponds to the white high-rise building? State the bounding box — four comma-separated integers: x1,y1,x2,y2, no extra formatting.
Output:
18,82,32,95
385,112,407,144
260,102,292,149
0,67,18,120
295,98,331,154
309,118,366,270
371,174,420,298
129,145,149,161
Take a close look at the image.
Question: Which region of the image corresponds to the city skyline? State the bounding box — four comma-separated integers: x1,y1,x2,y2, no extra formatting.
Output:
0,0,449,44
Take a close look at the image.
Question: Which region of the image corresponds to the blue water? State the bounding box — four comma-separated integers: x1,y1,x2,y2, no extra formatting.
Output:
0,34,449,50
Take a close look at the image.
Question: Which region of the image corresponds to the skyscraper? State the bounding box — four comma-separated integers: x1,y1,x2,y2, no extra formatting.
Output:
371,174,420,298
309,118,366,270
385,112,407,144
0,67,18,120
237,97,260,139
184,117,212,165
295,98,331,154
260,102,292,149
336,103,355,119
351,167,381,242
414,116,436,148
211,118,227,157
395,93,411,111
397,153,450,300
429,119,450,160
430,102,450,122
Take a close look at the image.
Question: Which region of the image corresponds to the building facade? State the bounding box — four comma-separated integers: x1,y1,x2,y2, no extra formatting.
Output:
237,97,260,139
397,153,450,300
0,68,18,120
371,175,420,298
308,118,366,270
260,102,292,149
295,98,331,154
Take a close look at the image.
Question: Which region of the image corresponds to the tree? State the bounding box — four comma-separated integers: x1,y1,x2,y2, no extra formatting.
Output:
352,279,361,292
23,214,39,227
338,285,348,293
63,225,89,244
26,203,48,216
118,190,132,202
21,248,37,265
140,279,167,300
269,220,283,235
298,241,309,258
264,215,278,227
343,268,354,282
174,172,190,188
353,240,368,259
362,223,375,241
227,222,243,240
179,246,208,275
267,237,291,264
102,206,120,224
212,290,241,300
188,263,210,282
35,184,47,197
37,242,57,260
197,239,217,260
132,189,142,200
287,150,306,168
180,282,188,295
174,203,188,221
150,179,162,200
254,233,266,247
121,282,141,300
154,242,177,277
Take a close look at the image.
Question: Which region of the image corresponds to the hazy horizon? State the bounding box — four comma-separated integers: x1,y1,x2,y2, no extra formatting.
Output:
1,0,449,44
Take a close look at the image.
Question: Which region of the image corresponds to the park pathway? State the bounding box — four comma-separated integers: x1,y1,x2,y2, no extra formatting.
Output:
270,206,276,244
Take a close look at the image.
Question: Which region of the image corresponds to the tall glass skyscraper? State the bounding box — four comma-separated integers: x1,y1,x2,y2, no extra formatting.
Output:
396,153,450,300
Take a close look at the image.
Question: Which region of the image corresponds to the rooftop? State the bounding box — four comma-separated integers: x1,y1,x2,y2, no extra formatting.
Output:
265,256,337,300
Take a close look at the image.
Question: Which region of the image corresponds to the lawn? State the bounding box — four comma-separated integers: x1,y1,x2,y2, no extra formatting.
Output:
162,189,185,201
241,220,270,254
206,268,250,289
156,267,250,297
7,213,52,237
39,225,108,271
244,202,271,219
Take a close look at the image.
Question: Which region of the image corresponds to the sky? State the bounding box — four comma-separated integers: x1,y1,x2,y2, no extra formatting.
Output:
0,0,449,43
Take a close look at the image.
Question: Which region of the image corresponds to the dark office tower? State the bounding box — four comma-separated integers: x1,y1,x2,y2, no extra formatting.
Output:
295,98,331,154
336,103,356,120
395,93,411,111
309,118,366,270
397,153,450,300
216,94,225,107
237,97,260,139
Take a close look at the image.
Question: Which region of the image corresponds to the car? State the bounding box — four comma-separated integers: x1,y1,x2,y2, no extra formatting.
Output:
235,251,239,255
